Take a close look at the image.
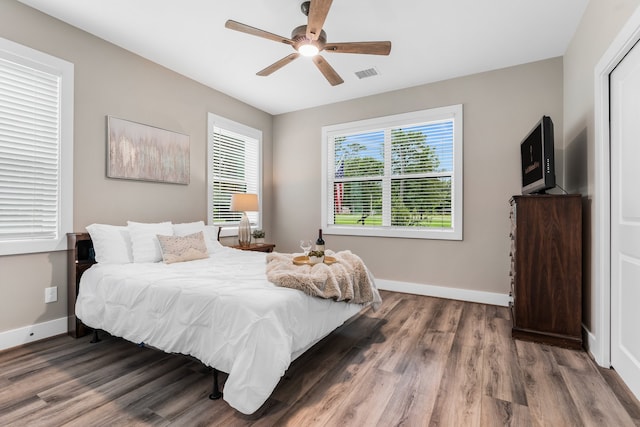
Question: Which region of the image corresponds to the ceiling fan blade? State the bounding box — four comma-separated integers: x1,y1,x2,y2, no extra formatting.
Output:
225,20,293,45
306,0,333,41
257,53,300,76
312,55,343,86
324,41,392,56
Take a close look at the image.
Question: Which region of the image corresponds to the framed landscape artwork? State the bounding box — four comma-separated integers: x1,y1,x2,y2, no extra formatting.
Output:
107,116,190,184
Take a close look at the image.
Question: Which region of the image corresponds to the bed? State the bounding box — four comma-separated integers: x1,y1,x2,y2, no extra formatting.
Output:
73,221,380,415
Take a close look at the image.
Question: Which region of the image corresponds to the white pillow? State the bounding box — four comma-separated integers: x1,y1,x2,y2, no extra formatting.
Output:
203,225,224,254
127,221,174,263
173,221,224,254
173,220,205,236
85,224,133,264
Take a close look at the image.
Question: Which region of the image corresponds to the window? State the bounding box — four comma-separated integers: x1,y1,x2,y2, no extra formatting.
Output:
207,113,262,236
0,37,74,256
322,104,463,240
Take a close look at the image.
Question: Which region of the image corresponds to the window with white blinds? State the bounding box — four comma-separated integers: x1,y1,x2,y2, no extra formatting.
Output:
207,113,261,235
0,38,74,255
322,105,463,240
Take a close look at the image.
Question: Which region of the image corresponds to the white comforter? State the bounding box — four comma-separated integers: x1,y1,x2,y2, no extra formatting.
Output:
75,248,365,414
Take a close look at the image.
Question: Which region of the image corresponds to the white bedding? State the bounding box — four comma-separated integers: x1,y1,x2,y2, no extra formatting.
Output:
75,247,366,414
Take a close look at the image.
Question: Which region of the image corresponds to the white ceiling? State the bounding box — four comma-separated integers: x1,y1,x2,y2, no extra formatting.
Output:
18,0,588,115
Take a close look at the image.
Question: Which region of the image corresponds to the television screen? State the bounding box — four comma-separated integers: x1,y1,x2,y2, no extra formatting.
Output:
520,116,555,194
521,126,543,184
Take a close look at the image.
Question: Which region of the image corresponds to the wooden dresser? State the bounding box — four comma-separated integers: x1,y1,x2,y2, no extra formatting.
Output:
509,194,582,349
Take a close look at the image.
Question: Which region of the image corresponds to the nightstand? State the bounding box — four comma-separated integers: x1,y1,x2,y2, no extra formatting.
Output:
67,232,96,338
231,243,276,253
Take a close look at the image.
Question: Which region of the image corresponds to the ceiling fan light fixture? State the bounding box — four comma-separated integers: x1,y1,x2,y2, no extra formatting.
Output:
225,2,391,86
298,42,319,57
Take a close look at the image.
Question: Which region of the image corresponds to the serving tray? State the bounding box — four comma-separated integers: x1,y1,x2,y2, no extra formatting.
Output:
292,255,337,266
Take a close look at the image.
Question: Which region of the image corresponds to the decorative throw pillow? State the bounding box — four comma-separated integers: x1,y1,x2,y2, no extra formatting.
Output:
127,221,173,263
85,223,133,264
157,231,209,264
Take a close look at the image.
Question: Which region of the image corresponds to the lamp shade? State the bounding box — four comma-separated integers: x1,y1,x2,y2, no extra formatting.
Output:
230,193,258,212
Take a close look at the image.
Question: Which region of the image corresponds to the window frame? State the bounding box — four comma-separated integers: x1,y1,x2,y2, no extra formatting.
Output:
207,113,262,238
321,104,463,240
0,37,74,256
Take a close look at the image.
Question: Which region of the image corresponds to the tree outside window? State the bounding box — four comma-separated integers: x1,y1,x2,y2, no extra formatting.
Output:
322,105,462,240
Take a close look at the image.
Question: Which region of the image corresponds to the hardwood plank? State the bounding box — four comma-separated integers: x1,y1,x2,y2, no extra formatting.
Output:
376,386,428,427
483,313,528,405
454,302,486,349
36,343,167,403
323,367,399,426
271,313,384,405
0,334,71,364
0,377,9,389
429,340,484,426
165,395,233,426
376,296,437,374
558,361,636,426
0,338,140,412
516,340,584,426
149,372,216,420
267,346,373,426
480,395,532,427
486,303,510,321
546,341,635,426
0,335,117,380
363,290,403,320
0,293,638,426
600,366,640,426
60,368,205,426
0,396,48,426
65,407,169,427
400,331,458,422
12,351,184,426
428,297,463,333
427,302,487,425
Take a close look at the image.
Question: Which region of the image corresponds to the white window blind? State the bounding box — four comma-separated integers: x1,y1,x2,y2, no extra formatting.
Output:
207,113,261,233
322,105,463,240
0,37,73,255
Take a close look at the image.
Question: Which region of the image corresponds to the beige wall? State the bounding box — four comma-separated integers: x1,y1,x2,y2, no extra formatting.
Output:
272,58,563,294
563,0,640,341
5,0,631,342
0,1,273,333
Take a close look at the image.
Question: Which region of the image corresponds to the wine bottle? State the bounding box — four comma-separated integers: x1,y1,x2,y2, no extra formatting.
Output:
315,229,325,251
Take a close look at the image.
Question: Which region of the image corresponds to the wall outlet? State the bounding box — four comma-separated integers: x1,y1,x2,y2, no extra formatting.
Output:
44,286,57,303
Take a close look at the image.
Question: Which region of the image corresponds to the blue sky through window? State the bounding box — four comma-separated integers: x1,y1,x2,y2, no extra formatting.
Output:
335,119,454,173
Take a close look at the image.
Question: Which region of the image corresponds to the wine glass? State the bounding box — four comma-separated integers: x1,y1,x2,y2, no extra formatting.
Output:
299,239,312,256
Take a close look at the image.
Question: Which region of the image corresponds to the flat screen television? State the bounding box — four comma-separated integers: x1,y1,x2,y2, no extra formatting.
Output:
520,116,556,194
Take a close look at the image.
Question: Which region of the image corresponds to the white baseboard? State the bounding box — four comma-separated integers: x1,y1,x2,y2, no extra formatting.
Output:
376,279,511,307
0,317,67,352
585,326,608,368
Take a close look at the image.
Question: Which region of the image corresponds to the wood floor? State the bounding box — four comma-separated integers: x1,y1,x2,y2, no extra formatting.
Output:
1,291,639,426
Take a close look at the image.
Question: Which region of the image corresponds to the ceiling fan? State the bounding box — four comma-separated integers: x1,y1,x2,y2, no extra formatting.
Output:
225,0,392,86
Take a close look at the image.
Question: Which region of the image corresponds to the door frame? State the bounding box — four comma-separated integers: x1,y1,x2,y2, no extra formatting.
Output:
594,6,640,368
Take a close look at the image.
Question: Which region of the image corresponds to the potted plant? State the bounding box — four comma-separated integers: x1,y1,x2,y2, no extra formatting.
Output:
307,250,325,265
252,229,265,243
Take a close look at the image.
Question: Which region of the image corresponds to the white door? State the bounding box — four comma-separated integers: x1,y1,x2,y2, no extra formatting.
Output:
610,40,640,399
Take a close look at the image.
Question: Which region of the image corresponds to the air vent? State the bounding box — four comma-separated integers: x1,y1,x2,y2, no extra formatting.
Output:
355,67,379,79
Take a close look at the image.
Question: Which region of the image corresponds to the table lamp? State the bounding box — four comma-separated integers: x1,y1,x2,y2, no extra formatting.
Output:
231,193,258,247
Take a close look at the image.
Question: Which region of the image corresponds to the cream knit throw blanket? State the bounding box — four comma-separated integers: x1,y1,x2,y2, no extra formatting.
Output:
266,250,381,310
